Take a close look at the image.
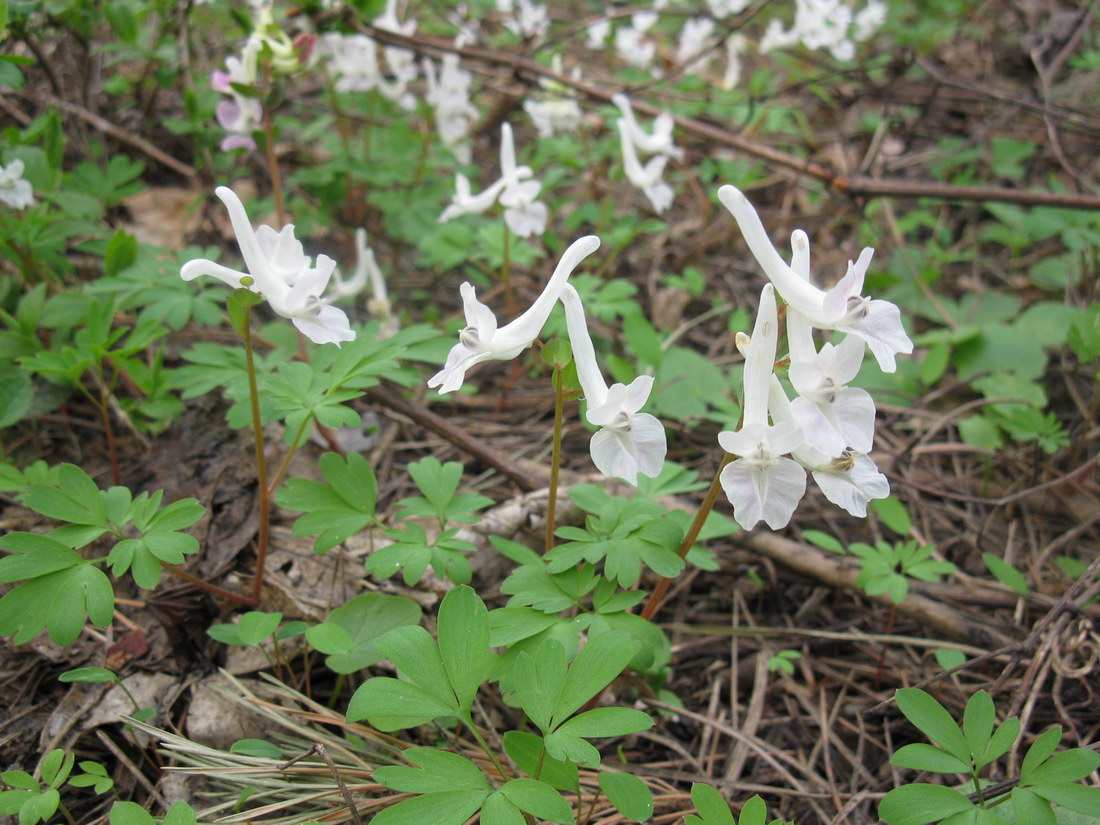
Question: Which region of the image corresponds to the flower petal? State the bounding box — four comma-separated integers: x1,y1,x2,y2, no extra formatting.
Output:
460,282,498,339
179,259,248,290
292,305,356,347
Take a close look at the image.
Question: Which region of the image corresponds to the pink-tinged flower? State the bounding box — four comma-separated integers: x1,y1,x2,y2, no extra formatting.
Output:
211,38,262,151
717,184,913,372
718,284,807,530
561,284,666,484
428,236,600,393
180,187,354,347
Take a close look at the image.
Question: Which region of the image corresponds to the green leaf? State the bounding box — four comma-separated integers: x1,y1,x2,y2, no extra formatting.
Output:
878,784,974,825
501,731,578,791
556,706,653,739
1010,787,1056,825
689,783,734,825
40,749,74,788
599,772,654,822
1030,784,1100,816
437,585,494,713
1026,748,1100,785
962,691,995,766
515,640,568,733
0,563,114,645
374,748,489,794
981,554,1028,596
871,496,911,536
103,230,138,277
22,464,108,527
0,533,84,581
59,666,118,684
895,689,970,763
0,366,32,428
346,676,457,730
892,744,970,774
1021,727,1063,778
275,452,378,554
229,740,283,759
20,789,61,825
108,801,156,825
498,778,572,824
163,801,198,825
370,789,489,825
553,631,640,726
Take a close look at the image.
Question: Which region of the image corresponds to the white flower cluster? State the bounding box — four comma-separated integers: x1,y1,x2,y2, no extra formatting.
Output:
612,93,682,214
716,185,913,530
759,0,887,62
181,187,356,347
211,37,262,151
317,0,417,110
438,123,548,239
496,0,549,39
423,53,478,163
428,235,668,487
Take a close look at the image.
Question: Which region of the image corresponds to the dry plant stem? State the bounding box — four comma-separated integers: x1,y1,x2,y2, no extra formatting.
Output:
94,391,122,487
160,560,252,604
545,367,565,554
261,102,287,229
872,603,898,690
243,306,270,606
640,452,736,622
314,744,364,825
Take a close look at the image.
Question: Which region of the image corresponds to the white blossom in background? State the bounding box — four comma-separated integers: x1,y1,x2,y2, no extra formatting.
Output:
612,93,683,160
523,58,583,137
372,0,418,109
616,121,673,214
424,53,478,163
329,228,398,335
211,36,262,151
428,236,600,393
717,184,913,372
585,18,611,49
706,0,749,16
320,33,409,103
718,285,807,530
677,17,716,74
758,0,886,62
439,123,532,221
561,285,666,484
500,178,548,238
181,187,354,346
0,159,34,209
720,33,748,90
497,0,549,39
615,11,658,69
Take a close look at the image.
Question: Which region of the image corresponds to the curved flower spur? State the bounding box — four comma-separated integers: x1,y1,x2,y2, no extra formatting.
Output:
428,235,601,394
560,284,666,485
180,186,355,346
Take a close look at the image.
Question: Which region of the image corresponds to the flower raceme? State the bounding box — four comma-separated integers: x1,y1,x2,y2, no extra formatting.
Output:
560,284,666,485
180,186,355,347
428,236,601,394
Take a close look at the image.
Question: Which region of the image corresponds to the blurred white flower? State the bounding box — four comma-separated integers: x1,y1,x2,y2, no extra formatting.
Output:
677,17,715,74
0,159,34,209
561,284,666,485
372,0,418,108
211,37,262,151
524,97,582,138
585,18,611,49
706,0,749,16
612,93,683,159
424,53,478,163
614,12,657,68
498,0,549,38
500,179,548,238
720,33,748,90
428,236,600,393
180,187,354,346
616,120,673,213
855,0,887,40
717,184,913,372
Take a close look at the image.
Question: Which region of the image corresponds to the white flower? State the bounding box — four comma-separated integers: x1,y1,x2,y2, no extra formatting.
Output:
523,97,582,138
211,37,262,151
614,14,657,67
424,54,478,163
585,18,611,49
677,17,715,74
718,285,807,530
766,371,889,517
717,184,913,372
0,160,34,209
616,120,673,214
706,0,749,16
428,236,600,393
561,284,666,484
500,179,548,238
180,187,355,347
720,33,748,90
611,93,683,160
500,0,549,38
438,123,536,223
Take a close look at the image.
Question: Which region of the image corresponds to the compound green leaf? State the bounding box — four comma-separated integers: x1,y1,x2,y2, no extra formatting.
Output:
892,744,970,774
498,778,572,824
599,772,654,822
370,789,489,825
895,689,969,763
878,784,974,825
689,783,734,825
437,585,494,713
346,677,457,730
374,749,489,794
